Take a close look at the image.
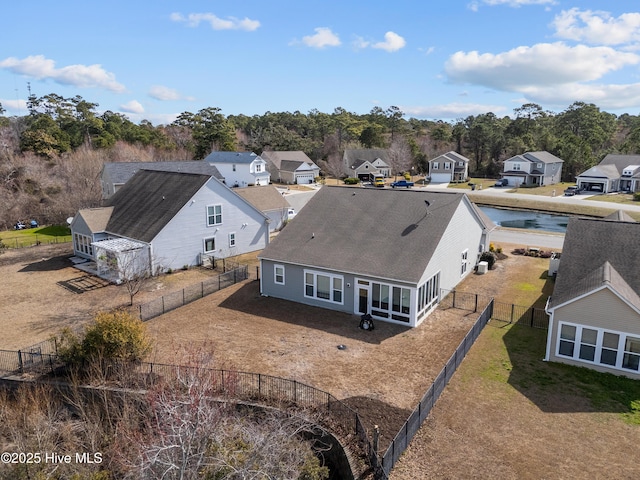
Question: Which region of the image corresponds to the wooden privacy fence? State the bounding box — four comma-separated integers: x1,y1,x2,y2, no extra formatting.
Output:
377,299,494,478
139,265,249,321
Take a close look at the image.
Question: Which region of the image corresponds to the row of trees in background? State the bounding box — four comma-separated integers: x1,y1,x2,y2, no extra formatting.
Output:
1,92,639,228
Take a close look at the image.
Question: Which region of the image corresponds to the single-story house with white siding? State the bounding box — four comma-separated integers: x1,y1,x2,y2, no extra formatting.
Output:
258,187,495,328
545,216,640,379
71,170,270,281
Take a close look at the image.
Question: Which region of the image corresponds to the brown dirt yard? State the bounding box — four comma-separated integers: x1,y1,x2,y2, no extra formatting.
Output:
3,242,640,479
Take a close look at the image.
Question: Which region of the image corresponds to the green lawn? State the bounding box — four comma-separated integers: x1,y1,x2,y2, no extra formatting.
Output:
506,182,576,196
0,225,72,248
447,177,498,191
585,192,640,205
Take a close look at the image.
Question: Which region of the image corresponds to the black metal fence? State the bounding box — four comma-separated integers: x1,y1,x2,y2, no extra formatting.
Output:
0,234,72,249
440,289,548,330
378,299,494,477
0,338,60,377
139,265,249,321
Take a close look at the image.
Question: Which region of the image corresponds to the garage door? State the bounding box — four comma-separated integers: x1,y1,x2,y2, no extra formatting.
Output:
296,173,315,184
430,173,451,183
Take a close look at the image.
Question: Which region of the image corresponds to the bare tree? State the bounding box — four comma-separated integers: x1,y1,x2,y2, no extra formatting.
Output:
318,152,345,184
388,136,413,180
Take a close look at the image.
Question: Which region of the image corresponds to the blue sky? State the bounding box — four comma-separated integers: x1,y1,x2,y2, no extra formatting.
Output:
2,0,640,125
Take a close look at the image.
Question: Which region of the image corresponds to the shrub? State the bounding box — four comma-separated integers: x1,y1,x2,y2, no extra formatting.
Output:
57,310,151,366
634,192,640,202
480,251,497,269
343,177,360,185
489,242,495,252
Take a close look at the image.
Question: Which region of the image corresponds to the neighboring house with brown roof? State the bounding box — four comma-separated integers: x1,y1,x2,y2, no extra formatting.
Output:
260,151,320,185
576,154,640,193
100,161,224,199
342,149,391,179
71,170,270,281
234,185,291,232
500,151,564,187
545,216,640,379
428,151,470,183
258,187,495,327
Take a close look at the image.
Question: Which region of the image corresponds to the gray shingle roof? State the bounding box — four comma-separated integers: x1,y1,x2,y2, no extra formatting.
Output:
279,160,306,172
603,210,637,222
260,151,315,169
521,151,564,164
549,217,640,310
203,151,260,164
600,154,640,174
343,149,390,167
429,151,470,164
577,164,620,179
103,161,224,184
259,186,487,284
105,170,210,243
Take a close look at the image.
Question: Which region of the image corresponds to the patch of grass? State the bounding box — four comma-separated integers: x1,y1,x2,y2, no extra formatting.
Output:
584,193,637,205
469,193,622,218
0,225,72,248
507,182,575,197
447,178,497,191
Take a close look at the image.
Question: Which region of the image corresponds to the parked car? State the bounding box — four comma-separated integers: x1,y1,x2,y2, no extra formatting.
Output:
494,178,508,187
14,221,26,230
29,219,38,228
287,208,297,220
390,180,414,188
564,186,581,196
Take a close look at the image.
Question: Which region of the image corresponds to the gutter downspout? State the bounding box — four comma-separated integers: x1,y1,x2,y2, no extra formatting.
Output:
543,296,552,361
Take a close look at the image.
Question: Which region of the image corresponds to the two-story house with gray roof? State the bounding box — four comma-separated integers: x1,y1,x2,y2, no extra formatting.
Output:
500,151,564,187
428,151,470,183
258,187,495,328
576,154,640,193
204,151,270,187
100,161,224,199
343,149,391,180
545,216,640,379
260,150,320,185
71,170,270,282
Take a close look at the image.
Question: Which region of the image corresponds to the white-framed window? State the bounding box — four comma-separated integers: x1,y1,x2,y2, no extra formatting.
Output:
461,249,469,276
537,163,543,169
204,237,216,253
444,162,451,170
368,280,413,323
229,232,236,248
556,322,640,373
417,272,440,319
74,233,94,256
304,270,343,304
512,163,521,171
255,163,262,172
274,264,285,285
458,161,464,167
433,162,439,169
207,204,222,226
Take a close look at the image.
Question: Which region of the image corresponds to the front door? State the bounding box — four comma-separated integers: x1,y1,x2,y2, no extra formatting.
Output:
358,286,370,315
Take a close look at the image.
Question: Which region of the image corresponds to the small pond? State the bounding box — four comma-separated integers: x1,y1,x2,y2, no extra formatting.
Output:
478,206,569,233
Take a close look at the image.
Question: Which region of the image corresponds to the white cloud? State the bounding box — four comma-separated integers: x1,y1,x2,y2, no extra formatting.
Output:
479,0,556,7
0,98,27,113
519,82,640,111
445,42,639,90
119,100,144,114
402,102,508,119
372,32,406,52
170,12,260,31
553,8,640,46
149,85,194,101
301,27,341,48
0,55,125,92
